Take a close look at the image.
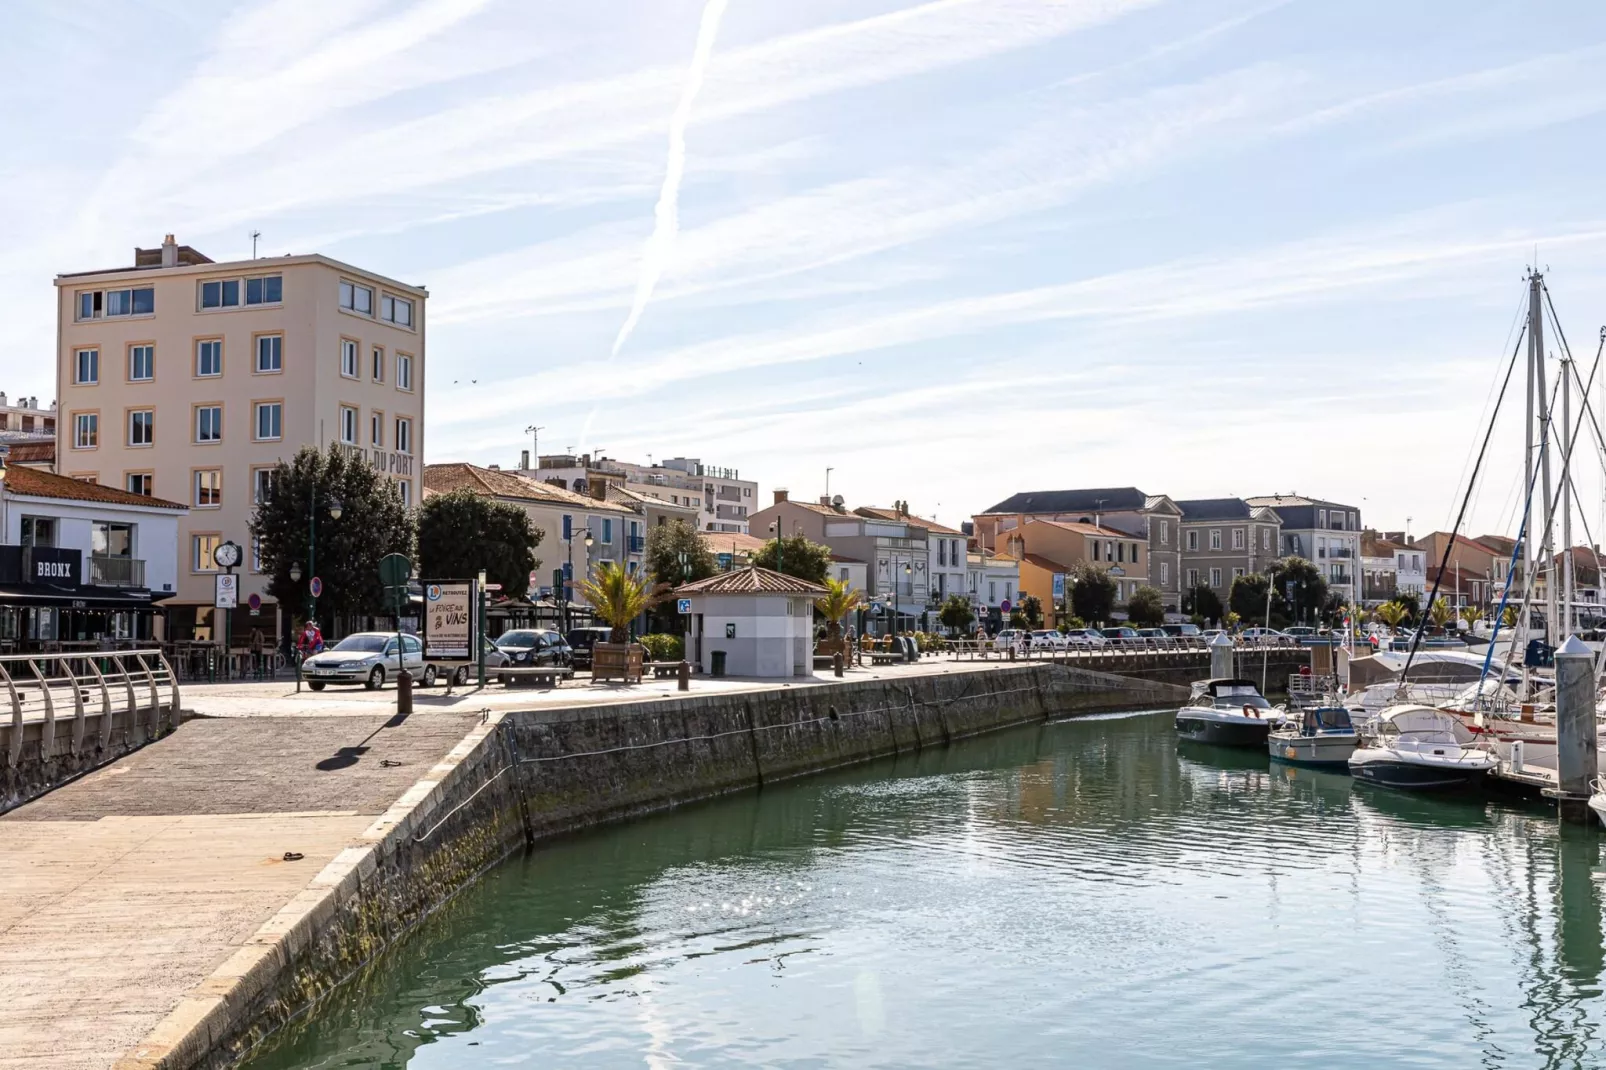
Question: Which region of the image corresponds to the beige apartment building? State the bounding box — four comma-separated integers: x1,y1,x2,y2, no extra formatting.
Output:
55,236,426,638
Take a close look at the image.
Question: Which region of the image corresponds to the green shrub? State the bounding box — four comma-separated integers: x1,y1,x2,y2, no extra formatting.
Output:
639,633,684,662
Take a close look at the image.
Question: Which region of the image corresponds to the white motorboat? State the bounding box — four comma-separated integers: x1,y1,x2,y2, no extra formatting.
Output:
1268,707,1358,768
1175,679,1276,748
1589,778,1606,830
1348,705,1497,791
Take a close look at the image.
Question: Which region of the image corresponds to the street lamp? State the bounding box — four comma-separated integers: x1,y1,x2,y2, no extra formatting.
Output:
305,489,342,623
562,527,595,632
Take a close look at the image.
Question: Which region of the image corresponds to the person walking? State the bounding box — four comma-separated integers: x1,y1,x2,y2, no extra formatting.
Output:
297,619,325,663
248,627,265,678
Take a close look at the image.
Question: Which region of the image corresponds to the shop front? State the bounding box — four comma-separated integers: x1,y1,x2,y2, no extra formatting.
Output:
0,545,171,653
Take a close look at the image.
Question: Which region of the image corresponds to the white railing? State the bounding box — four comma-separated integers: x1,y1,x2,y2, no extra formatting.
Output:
0,649,181,765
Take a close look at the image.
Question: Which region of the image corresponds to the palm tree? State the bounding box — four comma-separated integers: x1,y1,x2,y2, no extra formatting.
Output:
1375,601,1407,631
1429,596,1453,630
579,562,659,643
815,577,865,640
1459,604,1484,629
1501,604,1519,629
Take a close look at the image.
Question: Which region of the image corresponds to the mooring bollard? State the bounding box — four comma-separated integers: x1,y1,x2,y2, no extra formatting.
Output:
833,652,844,678
678,660,690,691
397,670,413,716
1551,635,1596,824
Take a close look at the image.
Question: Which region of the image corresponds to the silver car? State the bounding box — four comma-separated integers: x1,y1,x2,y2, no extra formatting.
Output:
302,632,435,690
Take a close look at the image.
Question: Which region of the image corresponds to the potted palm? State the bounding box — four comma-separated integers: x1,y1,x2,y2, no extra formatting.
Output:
814,577,864,659
580,562,660,683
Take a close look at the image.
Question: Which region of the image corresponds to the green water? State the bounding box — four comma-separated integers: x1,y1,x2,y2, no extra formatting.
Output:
246,710,1606,1069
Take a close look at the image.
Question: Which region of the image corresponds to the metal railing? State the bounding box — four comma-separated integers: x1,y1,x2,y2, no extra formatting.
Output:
88,554,146,587
1,649,181,765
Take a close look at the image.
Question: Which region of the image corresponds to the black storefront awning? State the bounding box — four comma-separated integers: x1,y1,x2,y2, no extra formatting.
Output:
0,585,172,609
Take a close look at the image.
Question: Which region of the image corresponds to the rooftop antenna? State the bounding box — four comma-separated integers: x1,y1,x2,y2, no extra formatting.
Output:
250,230,261,258
524,425,544,468
826,467,834,500
1093,498,1108,528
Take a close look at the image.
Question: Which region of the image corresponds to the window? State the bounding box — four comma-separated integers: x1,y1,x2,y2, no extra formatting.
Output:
1116,542,1125,563
1131,544,1140,564
1209,530,1222,551
397,479,411,507
129,344,154,382
193,534,221,572
340,406,358,444
395,416,412,454
1186,530,1199,551
21,517,57,547
125,472,152,496
253,467,276,503
254,401,282,441
371,346,384,382
200,279,240,309
1262,528,1271,550
380,294,414,327
601,518,613,544
78,287,153,319
1232,528,1245,550
1210,567,1222,588
194,469,222,507
1318,509,1328,527
371,411,383,447
256,334,282,373
340,339,358,378
562,514,572,540
1233,567,1245,580
252,535,262,573
74,348,99,384
195,405,222,443
396,353,413,390
196,339,222,377
1349,511,1358,530
245,275,282,305
1160,561,1169,585
1187,568,1199,588
339,280,373,315
93,522,133,558
128,409,154,447
1159,521,1169,546
73,412,98,448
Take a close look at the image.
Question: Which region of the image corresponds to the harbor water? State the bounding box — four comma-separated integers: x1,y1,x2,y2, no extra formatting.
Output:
246,709,1606,1069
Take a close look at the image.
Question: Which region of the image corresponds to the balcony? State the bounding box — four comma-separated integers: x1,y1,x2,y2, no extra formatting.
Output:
626,534,645,554
89,555,146,587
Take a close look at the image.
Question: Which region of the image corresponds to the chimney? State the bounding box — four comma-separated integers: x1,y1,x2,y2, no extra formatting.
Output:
774,488,789,505
488,463,501,470
590,480,607,501
520,449,530,470
819,495,831,506
161,234,178,269
0,393,7,407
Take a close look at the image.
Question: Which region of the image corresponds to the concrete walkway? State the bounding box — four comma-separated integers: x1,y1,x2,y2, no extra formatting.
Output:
0,658,1077,1068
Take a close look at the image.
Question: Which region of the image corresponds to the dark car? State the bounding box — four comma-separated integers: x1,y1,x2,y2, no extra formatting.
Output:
495,629,573,668
565,627,616,670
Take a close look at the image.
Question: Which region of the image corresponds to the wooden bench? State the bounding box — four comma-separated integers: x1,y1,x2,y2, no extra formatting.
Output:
495,665,575,687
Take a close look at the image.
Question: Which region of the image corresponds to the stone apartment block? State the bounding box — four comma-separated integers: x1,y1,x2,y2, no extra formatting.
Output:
1245,494,1362,607
1176,498,1282,604
55,235,426,641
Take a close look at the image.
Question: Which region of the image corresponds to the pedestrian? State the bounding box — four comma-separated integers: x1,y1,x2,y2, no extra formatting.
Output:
249,627,265,676
297,619,324,662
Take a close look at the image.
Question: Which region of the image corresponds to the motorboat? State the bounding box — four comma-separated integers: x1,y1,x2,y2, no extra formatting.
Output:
1590,778,1606,830
1347,705,1497,790
1175,679,1276,748
1267,707,1358,768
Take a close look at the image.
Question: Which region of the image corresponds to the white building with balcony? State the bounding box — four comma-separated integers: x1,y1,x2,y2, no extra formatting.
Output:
0,464,186,648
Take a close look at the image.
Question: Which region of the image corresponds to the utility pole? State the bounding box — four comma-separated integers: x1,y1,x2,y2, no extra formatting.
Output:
251,230,261,258
525,425,544,470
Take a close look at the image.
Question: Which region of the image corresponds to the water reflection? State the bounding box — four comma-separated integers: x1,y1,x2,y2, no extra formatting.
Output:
248,710,1606,1070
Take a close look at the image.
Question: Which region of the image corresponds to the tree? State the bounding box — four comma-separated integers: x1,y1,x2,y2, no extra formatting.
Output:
1501,605,1519,629
752,535,831,585
1395,591,1421,622
1459,604,1484,629
1265,556,1327,625
1429,596,1453,630
1182,584,1224,624
1229,572,1272,626
579,561,660,643
417,488,542,597
1126,585,1165,627
1020,594,1044,628
250,445,414,625
1069,564,1116,625
938,594,975,633
644,520,717,632
817,578,866,640
1375,601,1408,631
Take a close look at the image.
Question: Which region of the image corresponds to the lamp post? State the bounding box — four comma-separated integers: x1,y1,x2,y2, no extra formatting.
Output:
564,527,595,631
305,490,343,623
289,561,304,691
769,521,782,574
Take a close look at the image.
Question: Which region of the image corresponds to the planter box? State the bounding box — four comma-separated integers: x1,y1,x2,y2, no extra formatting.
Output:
592,642,645,683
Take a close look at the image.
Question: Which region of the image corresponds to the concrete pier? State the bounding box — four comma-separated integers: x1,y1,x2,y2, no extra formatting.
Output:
0,659,1181,1070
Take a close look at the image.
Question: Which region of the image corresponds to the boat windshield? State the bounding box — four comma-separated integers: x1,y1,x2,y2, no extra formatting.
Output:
1308,708,1353,732
1216,694,1271,710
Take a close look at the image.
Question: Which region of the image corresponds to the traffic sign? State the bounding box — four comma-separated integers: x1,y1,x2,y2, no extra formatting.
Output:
483,582,503,592
309,576,323,598
247,592,262,611
214,573,239,608
378,553,411,588
1001,598,1012,613
677,598,692,614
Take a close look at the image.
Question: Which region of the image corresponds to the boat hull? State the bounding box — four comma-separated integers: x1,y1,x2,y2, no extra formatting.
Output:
1590,795,1606,831
1348,751,1490,791
1175,714,1271,748
1269,733,1358,767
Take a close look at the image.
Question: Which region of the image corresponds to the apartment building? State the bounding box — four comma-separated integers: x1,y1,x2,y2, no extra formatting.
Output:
1246,494,1362,607
531,453,757,533
56,235,426,638
974,487,1182,613
854,503,968,605
0,393,56,441
662,457,756,533
996,517,1149,627
1176,498,1282,602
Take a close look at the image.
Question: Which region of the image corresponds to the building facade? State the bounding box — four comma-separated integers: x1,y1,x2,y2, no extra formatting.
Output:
55,236,426,640
997,517,1148,628
1176,498,1282,605
531,453,757,533
0,393,55,441
1245,494,1362,607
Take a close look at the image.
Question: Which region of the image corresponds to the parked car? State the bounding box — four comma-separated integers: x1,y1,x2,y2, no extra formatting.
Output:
1161,623,1202,639
994,628,1028,648
1029,629,1068,650
1240,627,1292,646
494,628,573,684
1284,626,1317,643
1135,627,1171,648
302,632,434,690
565,626,617,670
1200,628,1229,645
1062,628,1109,648
1100,626,1141,646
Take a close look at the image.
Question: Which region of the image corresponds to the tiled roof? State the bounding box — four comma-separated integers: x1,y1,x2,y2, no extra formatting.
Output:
1028,518,1132,537
674,566,827,596
980,487,1148,515
781,498,850,516
1176,497,1252,521
424,463,634,513
699,530,769,555
4,441,55,465
609,484,698,512
1020,552,1073,572
854,506,966,536
828,553,865,563
4,466,186,509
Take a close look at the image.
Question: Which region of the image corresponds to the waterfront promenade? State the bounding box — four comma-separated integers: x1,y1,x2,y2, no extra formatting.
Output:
0,659,1165,1070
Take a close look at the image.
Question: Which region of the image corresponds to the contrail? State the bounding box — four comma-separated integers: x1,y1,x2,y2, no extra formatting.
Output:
610,0,729,357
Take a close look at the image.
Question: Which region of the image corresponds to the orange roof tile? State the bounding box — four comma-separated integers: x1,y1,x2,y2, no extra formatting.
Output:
3,466,185,509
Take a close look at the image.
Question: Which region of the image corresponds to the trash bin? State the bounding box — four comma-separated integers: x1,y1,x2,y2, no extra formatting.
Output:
711,650,727,677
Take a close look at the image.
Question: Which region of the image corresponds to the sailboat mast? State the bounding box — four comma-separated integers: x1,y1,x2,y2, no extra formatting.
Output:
1522,272,1539,694
1533,274,1558,648
1561,347,1574,637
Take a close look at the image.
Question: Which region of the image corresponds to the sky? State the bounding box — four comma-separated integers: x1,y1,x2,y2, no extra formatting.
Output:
6,0,1606,540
